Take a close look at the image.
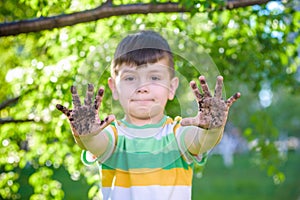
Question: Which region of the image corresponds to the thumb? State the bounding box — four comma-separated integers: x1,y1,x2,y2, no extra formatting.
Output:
180,117,198,126
105,114,116,124
98,114,116,130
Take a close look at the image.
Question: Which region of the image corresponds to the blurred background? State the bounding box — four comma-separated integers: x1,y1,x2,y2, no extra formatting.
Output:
0,0,299,199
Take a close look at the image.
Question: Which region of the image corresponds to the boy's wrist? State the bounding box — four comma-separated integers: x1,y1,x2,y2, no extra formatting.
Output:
72,129,104,150
73,134,87,149
190,124,224,132
204,125,224,134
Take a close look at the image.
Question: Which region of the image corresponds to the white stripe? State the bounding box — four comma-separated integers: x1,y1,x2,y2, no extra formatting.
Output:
116,123,175,140
102,185,191,200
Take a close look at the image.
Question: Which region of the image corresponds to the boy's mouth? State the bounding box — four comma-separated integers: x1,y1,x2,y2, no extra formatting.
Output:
131,99,154,102
131,99,155,104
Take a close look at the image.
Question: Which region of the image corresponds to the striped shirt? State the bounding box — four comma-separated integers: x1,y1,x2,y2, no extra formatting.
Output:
82,116,207,200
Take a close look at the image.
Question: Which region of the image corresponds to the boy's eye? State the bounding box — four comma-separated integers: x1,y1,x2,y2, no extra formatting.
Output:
124,76,135,81
151,76,160,81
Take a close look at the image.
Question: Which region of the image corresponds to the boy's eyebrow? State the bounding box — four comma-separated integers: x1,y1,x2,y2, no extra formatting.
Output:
119,69,136,74
119,64,169,74
148,69,164,73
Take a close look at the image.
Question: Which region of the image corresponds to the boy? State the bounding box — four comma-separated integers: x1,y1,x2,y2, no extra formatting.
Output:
56,30,240,200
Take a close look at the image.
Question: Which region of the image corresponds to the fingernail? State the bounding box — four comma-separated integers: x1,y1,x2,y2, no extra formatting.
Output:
180,121,187,126
98,88,104,96
56,104,63,111
191,82,197,89
88,83,94,91
199,75,205,82
234,92,241,99
71,86,77,93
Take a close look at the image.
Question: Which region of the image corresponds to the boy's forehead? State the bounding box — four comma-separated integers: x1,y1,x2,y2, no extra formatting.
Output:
117,58,170,73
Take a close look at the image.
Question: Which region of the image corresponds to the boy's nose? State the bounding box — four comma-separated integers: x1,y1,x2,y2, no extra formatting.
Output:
136,84,149,93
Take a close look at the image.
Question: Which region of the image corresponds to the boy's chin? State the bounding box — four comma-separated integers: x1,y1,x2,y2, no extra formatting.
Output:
128,112,164,124
134,106,164,117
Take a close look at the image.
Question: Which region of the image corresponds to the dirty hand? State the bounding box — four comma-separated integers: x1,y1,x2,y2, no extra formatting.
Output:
181,76,240,129
56,84,114,136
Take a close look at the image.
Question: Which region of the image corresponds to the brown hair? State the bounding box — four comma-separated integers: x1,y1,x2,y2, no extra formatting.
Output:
111,30,174,78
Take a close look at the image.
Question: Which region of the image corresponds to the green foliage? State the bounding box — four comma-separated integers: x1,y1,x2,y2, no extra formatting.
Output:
28,167,64,200
0,171,20,199
0,0,299,199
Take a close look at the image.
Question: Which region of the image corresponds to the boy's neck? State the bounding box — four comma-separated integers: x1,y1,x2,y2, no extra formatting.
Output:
124,114,165,126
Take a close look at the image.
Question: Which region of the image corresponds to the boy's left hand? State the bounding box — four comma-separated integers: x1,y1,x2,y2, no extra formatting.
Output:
181,75,240,129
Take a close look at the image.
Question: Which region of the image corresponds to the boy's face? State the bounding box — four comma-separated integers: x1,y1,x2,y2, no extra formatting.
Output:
108,58,178,125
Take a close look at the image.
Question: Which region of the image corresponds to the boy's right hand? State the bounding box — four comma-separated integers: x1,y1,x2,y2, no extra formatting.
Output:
56,84,115,136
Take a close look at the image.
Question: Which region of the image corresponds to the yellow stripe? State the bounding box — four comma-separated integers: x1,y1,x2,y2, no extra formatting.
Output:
101,169,116,187
164,117,174,125
173,116,182,135
110,124,118,145
102,167,193,188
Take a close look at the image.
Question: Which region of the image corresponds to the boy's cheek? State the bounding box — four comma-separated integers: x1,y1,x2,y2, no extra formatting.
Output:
112,91,119,100
108,77,119,100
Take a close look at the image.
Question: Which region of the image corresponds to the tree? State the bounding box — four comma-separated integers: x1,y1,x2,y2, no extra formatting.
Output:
0,0,271,36
0,0,299,199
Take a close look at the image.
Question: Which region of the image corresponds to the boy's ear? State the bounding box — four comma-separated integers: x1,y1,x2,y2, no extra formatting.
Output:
108,77,119,100
168,77,179,100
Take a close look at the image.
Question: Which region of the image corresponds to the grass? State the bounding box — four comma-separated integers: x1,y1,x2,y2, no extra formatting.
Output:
17,152,300,200
192,152,300,200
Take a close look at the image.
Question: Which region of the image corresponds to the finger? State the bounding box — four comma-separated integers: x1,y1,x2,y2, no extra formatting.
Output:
94,87,104,110
180,117,198,127
181,116,210,129
214,76,223,99
71,86,81,108
101,114,115,125
84,83,94,106
199,76,212,97
190,81,203,102
226,92,241,107
56,104,71,116
98,115,116,131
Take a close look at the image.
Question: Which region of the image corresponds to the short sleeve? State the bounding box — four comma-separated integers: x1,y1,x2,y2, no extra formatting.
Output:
81,125,117,165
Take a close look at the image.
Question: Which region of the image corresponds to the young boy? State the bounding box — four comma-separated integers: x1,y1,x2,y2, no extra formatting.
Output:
56,30,240,200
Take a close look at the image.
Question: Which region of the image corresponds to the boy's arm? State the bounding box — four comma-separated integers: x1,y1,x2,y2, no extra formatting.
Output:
56,84,115,157
181,76,240,155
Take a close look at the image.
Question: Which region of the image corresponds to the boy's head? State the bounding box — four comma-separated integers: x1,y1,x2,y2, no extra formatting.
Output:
108,30,179,125
111,30,175,79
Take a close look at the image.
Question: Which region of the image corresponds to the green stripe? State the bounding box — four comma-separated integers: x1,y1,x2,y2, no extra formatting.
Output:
103,133,191,170
103,153,190,171
116,133,178,153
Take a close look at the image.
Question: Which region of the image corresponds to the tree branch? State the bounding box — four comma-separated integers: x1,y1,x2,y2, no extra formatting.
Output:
0,118,34,125
0,0,271,37
0,3,185,37
0,96,20,111
226,0,270,9
0,88,38,124
0,87,36,111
